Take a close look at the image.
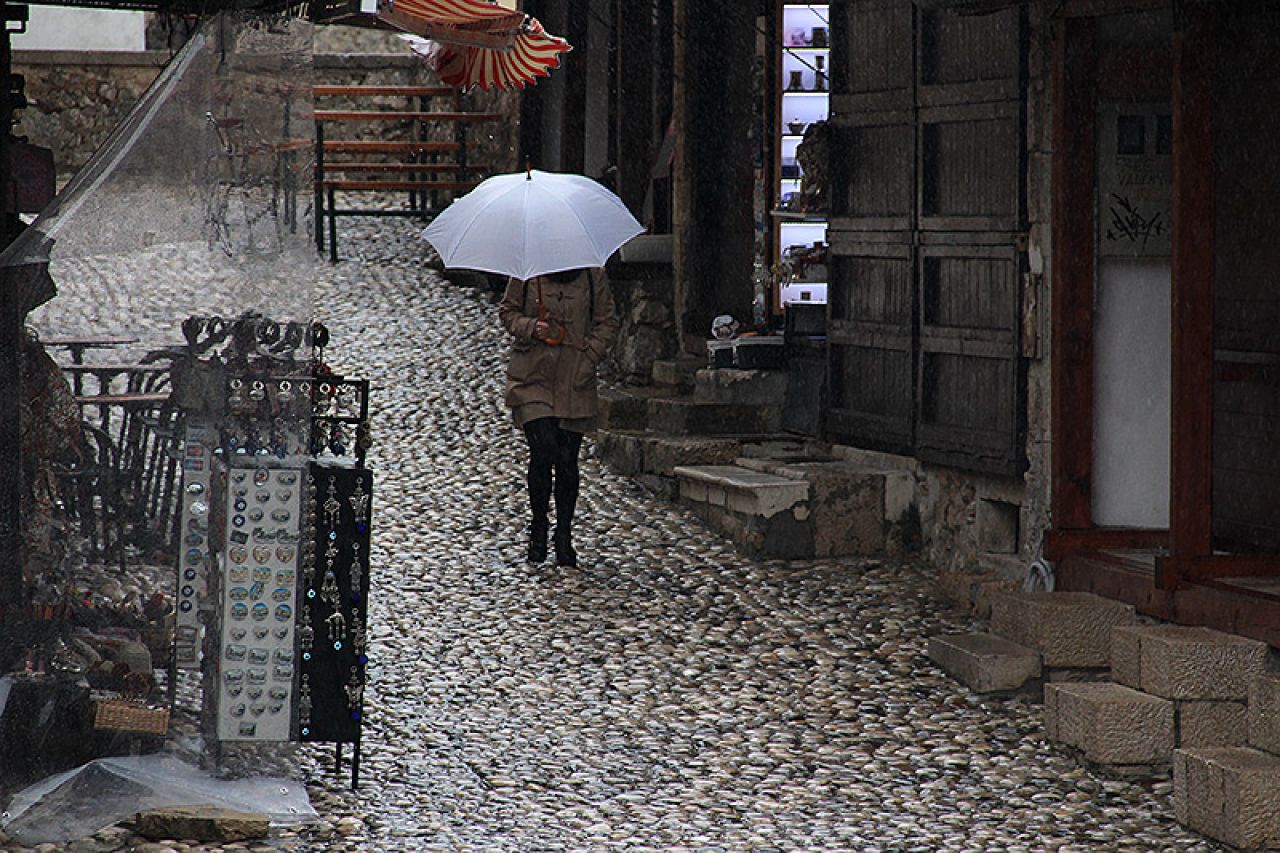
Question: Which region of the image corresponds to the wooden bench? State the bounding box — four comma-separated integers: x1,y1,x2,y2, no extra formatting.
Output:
313,85,504,261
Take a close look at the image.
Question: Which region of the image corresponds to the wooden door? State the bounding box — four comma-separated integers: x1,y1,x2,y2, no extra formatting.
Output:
827,1,1026,475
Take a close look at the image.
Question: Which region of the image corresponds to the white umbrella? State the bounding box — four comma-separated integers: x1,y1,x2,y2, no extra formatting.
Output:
421,168,644,281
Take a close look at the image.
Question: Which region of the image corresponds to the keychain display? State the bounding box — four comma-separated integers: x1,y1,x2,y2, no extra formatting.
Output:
174,419,215,668
173,314,372,782
214,463,302,742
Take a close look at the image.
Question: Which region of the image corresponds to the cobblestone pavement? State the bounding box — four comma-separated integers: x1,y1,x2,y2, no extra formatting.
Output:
290,220,1223,852
10,215,1223,852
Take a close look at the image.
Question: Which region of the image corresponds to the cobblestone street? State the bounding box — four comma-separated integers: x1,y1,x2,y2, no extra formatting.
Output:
283,219,1221,852
4,215,1224,853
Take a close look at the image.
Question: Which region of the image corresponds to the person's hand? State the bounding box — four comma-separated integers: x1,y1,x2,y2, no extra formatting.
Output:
533,320,551,341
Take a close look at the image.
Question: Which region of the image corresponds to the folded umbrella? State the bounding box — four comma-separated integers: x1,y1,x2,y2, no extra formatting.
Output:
421,169,645,281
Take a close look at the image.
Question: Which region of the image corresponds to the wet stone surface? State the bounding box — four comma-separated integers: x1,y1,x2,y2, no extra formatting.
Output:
12,214,1224,851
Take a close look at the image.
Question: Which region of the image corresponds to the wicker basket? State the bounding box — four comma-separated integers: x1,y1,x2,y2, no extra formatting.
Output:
94,698,170,735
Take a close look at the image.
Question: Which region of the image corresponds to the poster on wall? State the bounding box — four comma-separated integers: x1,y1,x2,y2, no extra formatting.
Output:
1098,100,1173,258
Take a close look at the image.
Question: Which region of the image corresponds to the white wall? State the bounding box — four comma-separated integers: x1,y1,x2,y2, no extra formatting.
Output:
1091,258,1172,528
13,8,146,52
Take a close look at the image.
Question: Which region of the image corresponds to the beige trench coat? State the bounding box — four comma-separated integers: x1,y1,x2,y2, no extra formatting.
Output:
498,268,619,426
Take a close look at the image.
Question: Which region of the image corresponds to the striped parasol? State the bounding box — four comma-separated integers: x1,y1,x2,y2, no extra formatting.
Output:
376,0,526,48
402,17,570,91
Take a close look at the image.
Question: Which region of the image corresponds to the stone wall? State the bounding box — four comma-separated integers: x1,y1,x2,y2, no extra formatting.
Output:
14,38,520,181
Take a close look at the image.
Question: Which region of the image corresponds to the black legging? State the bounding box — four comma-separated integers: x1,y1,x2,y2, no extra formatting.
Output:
522,417,583,531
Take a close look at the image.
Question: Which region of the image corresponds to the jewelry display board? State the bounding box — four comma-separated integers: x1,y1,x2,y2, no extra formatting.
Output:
297,464,371,745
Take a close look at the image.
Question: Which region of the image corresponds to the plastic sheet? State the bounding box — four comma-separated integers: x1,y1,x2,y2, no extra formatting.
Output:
0,753,317,845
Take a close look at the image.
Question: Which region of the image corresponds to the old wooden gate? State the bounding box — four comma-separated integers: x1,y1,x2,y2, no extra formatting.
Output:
826,1,1026,476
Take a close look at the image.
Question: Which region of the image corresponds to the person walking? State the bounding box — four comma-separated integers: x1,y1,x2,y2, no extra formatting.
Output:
499,267,619,567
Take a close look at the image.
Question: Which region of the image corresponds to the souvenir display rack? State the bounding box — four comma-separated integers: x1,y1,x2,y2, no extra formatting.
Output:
169,313,373,788
774,3,830,308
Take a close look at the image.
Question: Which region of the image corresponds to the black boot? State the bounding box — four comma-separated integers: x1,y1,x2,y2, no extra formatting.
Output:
553,525,577,568
527,515,549,564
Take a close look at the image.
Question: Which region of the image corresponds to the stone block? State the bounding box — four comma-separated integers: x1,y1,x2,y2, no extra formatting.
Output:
651,357,702,389
597,387,649,431
936,570,990,611
647,397,780,436
1110,625,1144,690
1117,625,1270,701
1249,673,1280,756
694,368,789,406
674,465,812,559
972,578,1017,619
1174,747,1280,850
1045,682,1174,765
596,429,646,476
1179,700,1249,748
643,435,742,477
927,632,1042,694
134,806,270,843
990,591,1136,668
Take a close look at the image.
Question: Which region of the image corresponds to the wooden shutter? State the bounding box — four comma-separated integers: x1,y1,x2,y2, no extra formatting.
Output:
916,7,1024,233
912,7,1027,475
827,237,915,452
826,0,917,451
916,243,1025,475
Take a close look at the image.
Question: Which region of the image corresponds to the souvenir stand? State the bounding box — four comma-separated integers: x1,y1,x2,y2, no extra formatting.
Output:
168,313,371,788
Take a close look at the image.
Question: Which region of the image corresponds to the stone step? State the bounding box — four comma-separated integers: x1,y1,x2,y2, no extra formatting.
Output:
595,430,746,479
1111,624,1272,702
1174,746,1280,850
1250,673,1280,756
598,385,652,431
1045,682,1174,768
673,464,812,559
647,397,781,436
737,456,916,557
990,591,1136,668
693,367,789,406
651,355,704,390
927,632,1042,695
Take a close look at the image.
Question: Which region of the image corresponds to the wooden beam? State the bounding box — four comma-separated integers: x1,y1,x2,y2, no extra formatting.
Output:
314,85,455,98
1058,552,1280,647
314,111,503,122
615,0,655,217
1044,527,1169,561
1157,554,1280,581
1050,18,1097,531
1164,2,1217,590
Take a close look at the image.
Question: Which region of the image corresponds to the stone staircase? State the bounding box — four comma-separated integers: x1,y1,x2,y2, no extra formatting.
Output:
597,359,921,559
928,589,1280,849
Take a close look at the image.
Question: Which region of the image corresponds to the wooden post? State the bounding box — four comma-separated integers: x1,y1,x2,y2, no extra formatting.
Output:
1050,17,1097,532
615,0,654,216
0,26,24,607
1162,2,1217,590
560,0,591,173
672,0,754,347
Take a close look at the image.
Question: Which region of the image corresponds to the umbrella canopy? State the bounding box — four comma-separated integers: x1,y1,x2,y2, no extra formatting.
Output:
401,17,571,91
422,169,645,281
376,0,526,49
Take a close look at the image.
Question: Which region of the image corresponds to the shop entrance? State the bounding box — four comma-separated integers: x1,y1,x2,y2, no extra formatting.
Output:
1091,100,1172,529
